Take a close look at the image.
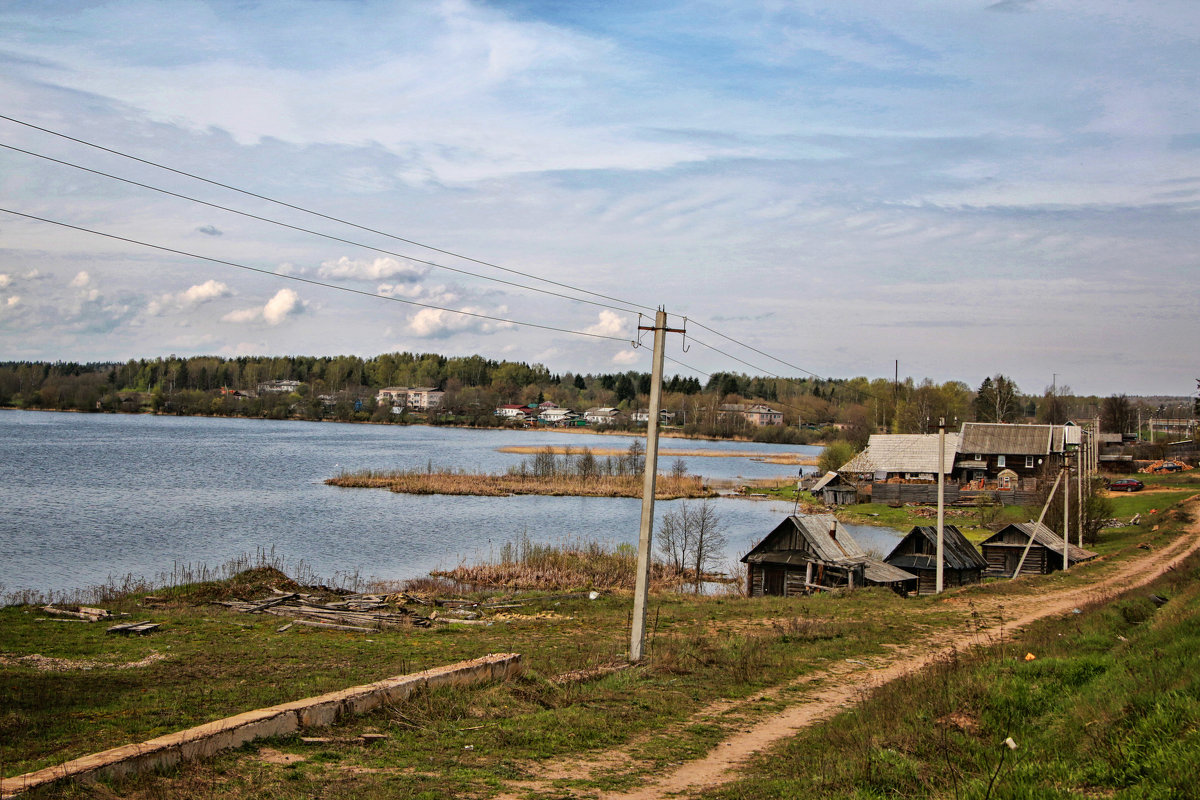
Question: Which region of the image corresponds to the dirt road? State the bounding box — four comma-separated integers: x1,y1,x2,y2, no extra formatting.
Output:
499,498,1200,800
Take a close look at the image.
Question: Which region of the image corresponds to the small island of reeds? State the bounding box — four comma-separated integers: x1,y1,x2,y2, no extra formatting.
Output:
326,443,716,499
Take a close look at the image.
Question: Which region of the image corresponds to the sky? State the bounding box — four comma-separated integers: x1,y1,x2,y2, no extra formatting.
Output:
0,0,1197,397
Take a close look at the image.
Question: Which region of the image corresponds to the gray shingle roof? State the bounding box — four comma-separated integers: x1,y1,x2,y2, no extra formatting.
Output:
838,433,960,475
885,525,988,571
981,522,1098,563
741,514,867,567
959,423,1062,456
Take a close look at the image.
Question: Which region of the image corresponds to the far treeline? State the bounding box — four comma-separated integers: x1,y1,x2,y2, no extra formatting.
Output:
0,354,1177,446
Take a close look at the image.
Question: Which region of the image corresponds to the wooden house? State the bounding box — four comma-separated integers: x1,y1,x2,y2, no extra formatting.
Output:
980,522,1098,577
838,433,960,484
741,514,916,596
884,526,989,594
954,423,1068,485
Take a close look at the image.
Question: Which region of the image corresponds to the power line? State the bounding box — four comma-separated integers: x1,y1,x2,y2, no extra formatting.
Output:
0,207,638,346
0,113,657,315
0,141,645,317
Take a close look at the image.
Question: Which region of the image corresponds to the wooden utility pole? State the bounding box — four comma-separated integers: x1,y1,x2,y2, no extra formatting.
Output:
1012,468,1063,580
1062,456,1070,571
629,309,683,662
936,417,945,594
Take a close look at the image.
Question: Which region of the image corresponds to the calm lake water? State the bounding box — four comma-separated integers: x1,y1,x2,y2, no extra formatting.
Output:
0,410,902,596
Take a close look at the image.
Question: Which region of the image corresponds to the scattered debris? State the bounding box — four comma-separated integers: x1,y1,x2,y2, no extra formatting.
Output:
107,621,160,636
40,605,112,622
217,591,539,632
1139,459,1193,474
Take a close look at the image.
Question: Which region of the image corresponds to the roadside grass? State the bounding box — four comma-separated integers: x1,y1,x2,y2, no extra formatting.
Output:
706,535,1200,800
3,490,1194,798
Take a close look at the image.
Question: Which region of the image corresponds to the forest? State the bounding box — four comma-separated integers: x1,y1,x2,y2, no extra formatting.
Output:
0,353,1161,445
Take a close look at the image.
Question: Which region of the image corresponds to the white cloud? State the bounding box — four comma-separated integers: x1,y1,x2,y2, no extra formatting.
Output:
318,256,428,282
0,274,11,289
223,288,304,326
148,279,233,315
5,296,20,308
69,271,91,289
263,288,302,325
584,310,633,338
407,305,513,338
611,348,640,365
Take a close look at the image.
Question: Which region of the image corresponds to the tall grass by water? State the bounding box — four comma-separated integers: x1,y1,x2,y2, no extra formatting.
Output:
326,445,716,499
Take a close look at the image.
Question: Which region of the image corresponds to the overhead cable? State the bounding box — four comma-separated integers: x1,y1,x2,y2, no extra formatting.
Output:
0,142,646,317
0,208,636,345
0,113,657,314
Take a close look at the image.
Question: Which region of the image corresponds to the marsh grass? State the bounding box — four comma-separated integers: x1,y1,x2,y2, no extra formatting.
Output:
432,534,673,591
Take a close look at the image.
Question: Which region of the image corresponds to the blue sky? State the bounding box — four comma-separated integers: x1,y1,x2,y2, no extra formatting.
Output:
0,0,1197,396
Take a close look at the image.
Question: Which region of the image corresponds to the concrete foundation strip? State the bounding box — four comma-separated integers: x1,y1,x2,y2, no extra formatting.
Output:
1,652,522,798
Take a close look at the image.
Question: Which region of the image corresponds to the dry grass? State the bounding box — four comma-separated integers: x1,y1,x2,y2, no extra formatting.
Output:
433,536,675,590
326,468,714,499
497,444,816,465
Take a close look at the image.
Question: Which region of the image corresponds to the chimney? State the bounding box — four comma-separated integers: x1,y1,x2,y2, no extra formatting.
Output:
829,523,837,540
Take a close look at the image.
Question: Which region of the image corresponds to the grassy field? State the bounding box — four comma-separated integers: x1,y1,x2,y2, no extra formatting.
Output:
326,467,714,499
2,475,1197,798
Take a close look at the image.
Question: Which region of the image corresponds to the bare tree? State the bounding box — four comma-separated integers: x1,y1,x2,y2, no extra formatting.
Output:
689,500,727,593
656,500,727,591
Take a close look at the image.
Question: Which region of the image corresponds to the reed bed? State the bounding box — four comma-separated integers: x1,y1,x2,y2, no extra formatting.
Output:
431,535,674,590
497,444,816,465
326,468,711,498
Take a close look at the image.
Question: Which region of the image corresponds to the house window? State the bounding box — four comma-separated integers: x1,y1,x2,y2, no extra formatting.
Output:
974,454,982,461
997,455,1006,468
1025,456,1034,469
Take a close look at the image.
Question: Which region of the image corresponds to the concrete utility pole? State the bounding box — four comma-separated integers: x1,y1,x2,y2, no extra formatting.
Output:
629,309,684,662
936,417,946,594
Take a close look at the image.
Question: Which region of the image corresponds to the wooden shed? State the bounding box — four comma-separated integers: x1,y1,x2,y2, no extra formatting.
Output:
809,471,859,506
741,514,916,596
884,525,989,594
980,522,1098,577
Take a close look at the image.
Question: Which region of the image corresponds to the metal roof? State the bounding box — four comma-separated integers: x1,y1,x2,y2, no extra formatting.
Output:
981,522,1098,563
885,526,989,571
741,514,867,567
959,423,1064,456
838,433,960,475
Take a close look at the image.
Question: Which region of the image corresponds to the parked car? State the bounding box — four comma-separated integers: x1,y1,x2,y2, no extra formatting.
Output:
1160,462,1183,472
1110,478,1144,492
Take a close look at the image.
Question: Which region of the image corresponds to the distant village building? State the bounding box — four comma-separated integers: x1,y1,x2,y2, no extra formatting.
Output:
257,379,304,394
538,407,579,426
496,404,536,421
376,386,443,411
720,403,783,426
979,522,1097,577
883,526,988,595
630,409,677,425
583,407,623,425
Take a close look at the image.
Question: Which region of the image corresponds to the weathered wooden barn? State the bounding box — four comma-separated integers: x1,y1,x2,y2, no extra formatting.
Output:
809,471,859,506
741,514,916,596
884,525,989,594
980,522,1098,577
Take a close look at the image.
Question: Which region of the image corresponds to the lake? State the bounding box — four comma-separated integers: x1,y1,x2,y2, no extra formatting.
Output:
0,410,903,596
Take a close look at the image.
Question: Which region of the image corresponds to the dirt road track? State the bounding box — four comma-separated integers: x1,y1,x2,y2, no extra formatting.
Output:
501,498,1200,800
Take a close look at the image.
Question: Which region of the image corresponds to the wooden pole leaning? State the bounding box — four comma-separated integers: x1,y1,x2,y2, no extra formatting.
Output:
630,309,668,662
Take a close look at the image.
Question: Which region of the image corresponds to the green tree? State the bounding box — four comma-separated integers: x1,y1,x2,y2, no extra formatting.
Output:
818,441,858,474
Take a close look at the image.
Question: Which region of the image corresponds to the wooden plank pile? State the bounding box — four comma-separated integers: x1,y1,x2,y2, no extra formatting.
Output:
215,590,528,632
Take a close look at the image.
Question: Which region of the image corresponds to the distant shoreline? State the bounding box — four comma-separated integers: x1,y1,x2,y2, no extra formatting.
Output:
0,406,829,447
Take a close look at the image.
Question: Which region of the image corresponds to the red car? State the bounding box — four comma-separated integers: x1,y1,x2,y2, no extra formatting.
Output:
1110,479,1144,492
